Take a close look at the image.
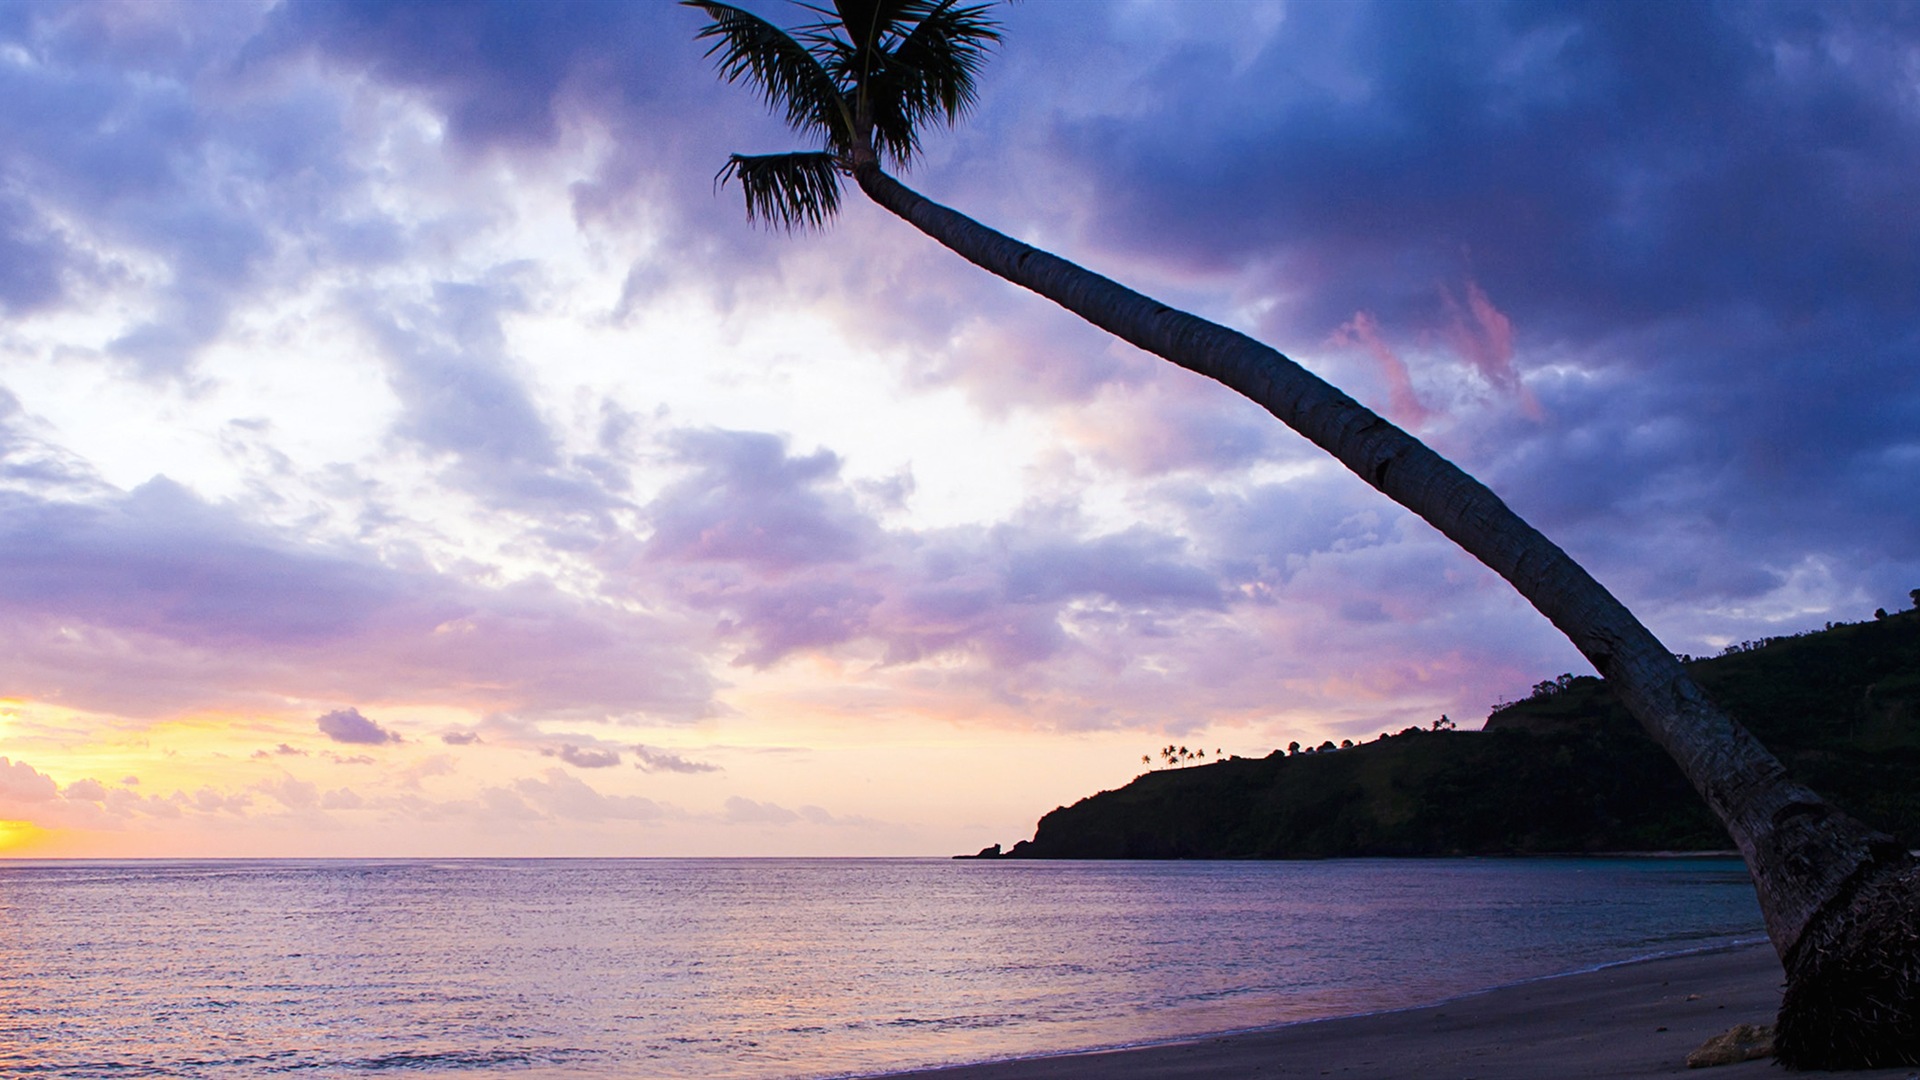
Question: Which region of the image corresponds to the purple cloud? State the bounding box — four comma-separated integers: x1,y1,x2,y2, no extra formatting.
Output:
633,430,1233,675
0,470,717,721
723,579,883,669
0,478,391,647
0,1,1636,751
980,0,1919,616
647,430,873,571
257,0,669,153
0,193,80,315
0,2,362,376
0,0,1909,770
632,746,720,775
547,744,621,769
1002,530,1221,609
253,0,797,291
250,743,309,760
352,279,623,525
1060,377,1290,476
316,707,400,746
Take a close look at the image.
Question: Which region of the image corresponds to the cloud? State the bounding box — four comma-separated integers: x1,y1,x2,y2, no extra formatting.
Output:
721,579,883,669
252,0,789,282
0,0,1911,859
1003,529,1222,610
631,429,1234,681
477,786,542,823
1049,370,1294,478
548,743,621,769
0,471,717,721
117,789,182,820
0,390,106,497
0,1,371,377
891,299,1159,416
632,746,720,775
365,281,558,467
256,0,674,153
717,796,874,829
250,743,309,760
0,478,391,649
963,0,1919,647
723,795,798,825
0,758,202,831
64,778,108,802
511,769,666,822
321,787,364,810
0,757,60,804
1328,312,1434,428
256,775,320,810
618,429,1587,736
0,0,1679,755
353,278,622,523
191,787,253,815
0,192,82,316
1439,280,1539,419
316,707,400,746
646,429,874,572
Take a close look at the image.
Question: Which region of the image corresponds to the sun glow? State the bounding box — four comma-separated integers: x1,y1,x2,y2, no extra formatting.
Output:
0,820,51,853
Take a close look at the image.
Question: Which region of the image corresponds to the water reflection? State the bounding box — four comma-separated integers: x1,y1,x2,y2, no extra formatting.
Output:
0,858,1763,1079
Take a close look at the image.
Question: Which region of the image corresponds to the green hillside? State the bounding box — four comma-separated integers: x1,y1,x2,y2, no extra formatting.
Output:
981,605,1920,859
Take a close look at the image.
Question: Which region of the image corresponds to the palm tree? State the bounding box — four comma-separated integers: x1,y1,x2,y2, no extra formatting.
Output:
685,1,1918,1065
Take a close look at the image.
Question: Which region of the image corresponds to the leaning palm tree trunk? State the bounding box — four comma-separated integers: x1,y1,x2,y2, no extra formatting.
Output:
853,163,1920,1068
682,0,1918,1061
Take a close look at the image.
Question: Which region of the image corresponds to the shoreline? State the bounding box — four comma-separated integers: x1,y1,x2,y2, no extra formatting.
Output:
874,943,1920,1080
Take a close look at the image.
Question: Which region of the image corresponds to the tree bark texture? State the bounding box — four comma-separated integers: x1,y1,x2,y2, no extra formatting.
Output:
854,165,1917,1065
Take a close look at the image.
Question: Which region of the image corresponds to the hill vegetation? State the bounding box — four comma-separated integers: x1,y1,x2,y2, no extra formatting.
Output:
975,602,1920,859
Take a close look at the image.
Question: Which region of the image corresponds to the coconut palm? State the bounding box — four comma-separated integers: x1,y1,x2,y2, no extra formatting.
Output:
685,0,1918,1065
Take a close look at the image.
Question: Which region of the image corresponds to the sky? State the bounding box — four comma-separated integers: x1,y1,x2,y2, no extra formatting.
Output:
0,0,1915,858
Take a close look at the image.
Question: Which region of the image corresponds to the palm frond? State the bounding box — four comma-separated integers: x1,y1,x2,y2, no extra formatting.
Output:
795,21,860,87
830,0,923,55
717,152,845,230
887,0,999,122
831,0,883,53
861,0,1001,166
685,1,851,148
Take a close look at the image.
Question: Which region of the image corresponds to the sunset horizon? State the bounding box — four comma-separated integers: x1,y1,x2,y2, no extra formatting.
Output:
2,0,1914,865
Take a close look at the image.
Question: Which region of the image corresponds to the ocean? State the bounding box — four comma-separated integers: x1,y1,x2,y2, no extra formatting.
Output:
0,857,1765,1079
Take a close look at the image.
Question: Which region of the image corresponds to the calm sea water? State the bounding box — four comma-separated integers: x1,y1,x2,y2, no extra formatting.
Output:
0,858,1764,1079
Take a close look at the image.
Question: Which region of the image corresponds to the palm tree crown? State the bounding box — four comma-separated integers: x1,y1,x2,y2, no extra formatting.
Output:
686,0,999,228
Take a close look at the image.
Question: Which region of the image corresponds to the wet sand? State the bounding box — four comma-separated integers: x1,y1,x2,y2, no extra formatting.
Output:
884,943,1920,1080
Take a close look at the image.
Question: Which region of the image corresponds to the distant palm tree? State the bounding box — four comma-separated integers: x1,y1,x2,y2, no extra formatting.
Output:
685,1,1917,1064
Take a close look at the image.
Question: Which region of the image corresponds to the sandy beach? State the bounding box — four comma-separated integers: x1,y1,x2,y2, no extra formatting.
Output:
886,944,1919,1080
